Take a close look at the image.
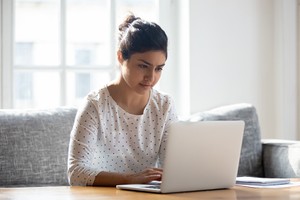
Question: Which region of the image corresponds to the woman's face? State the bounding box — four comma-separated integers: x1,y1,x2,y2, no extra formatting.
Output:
119,50,166,95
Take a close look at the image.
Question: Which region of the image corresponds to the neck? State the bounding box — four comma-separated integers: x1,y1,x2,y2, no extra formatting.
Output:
107,79,150,115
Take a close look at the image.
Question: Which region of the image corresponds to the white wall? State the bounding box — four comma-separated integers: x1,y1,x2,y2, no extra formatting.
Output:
159,0,190,117
161,0,298,139
298,0,300,140
190,0,276,139
0,0,2,108
273,0,298,140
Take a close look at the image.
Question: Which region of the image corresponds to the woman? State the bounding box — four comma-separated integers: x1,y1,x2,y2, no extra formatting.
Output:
67,14,178,186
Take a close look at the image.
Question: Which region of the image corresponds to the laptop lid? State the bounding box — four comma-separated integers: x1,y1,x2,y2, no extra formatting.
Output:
117,120,245,193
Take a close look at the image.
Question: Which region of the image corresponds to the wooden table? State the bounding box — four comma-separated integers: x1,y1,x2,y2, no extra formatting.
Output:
1,185,300,200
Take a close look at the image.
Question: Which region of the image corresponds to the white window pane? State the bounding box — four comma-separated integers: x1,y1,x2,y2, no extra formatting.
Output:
66,71,111,106
66,0,111,66
9,0,160,109
115,0,158,26
14,71,61,108
14,0,60,66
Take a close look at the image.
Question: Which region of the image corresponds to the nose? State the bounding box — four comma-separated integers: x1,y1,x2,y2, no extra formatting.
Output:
144,69,154,82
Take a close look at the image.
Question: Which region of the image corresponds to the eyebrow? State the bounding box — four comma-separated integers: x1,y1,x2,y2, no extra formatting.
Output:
138,59,165,68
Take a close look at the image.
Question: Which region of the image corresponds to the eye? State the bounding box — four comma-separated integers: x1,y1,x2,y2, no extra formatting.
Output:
156,67,163,72
138,64,148,69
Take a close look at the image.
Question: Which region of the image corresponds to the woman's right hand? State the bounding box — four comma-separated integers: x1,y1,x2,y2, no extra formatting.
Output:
93,168,163,186
125,168,163,184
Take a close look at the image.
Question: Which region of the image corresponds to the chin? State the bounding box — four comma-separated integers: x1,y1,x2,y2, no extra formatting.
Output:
136,85,152,94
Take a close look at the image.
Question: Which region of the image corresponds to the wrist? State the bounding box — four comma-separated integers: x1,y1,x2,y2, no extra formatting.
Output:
122,173,130,184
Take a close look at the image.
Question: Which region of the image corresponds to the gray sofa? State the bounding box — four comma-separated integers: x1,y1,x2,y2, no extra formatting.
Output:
0,103,299,187
0,107,77,187
189,103,300,178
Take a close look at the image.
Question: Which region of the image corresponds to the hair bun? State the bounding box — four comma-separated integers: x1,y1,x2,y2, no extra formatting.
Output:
118,14,141,32
117,14,168,60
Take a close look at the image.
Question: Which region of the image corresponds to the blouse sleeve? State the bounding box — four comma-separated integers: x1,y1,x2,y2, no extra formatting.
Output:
157,97,178,168
67,98,101,186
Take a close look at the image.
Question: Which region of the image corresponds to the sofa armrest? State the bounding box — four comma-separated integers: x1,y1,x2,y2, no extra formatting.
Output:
262,139,300,178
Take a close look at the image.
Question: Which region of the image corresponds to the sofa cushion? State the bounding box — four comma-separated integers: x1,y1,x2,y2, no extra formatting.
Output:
0,107,77,187
263,139,300,178
189,103,263,177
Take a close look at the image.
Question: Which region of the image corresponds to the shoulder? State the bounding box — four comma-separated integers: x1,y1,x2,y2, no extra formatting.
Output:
149,89,178,123
151,89,173,104
83,86,113,109
86,87,108,102
77,86,109,113
150,89,175,112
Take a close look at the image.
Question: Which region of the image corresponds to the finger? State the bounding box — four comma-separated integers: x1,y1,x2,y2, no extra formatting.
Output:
144,174,162,183
146,173,161,178
144,169,162,177
150,168,163,172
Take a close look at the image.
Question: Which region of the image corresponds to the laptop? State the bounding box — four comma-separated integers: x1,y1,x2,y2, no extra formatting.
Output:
116,120,245,193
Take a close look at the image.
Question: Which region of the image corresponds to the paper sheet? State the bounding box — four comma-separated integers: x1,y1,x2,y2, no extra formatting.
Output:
236,176,300,188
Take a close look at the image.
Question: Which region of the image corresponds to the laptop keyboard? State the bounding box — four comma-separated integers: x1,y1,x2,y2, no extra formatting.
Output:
145,185,161,189
144,181,161,189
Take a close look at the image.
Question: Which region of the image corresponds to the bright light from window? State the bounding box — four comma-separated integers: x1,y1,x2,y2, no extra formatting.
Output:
13,0,158,109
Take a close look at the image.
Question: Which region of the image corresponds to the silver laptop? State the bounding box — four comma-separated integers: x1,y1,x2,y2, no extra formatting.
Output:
116,120,245,193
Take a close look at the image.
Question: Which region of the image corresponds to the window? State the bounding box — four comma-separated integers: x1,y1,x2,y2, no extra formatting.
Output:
1,0,158,109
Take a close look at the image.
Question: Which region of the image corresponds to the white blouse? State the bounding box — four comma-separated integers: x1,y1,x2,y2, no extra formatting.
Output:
67,87,178,186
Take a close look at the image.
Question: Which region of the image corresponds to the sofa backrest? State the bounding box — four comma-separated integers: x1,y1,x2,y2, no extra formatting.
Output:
189,103,264,177
0,104,263,186
0,107,77,187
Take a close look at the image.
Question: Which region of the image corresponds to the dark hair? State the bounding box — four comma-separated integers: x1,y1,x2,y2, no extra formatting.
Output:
118,14,168,60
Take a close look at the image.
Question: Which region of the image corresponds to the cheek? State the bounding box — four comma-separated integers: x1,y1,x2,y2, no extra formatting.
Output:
122,67,140,83
154,73,162,83
121,66,131,82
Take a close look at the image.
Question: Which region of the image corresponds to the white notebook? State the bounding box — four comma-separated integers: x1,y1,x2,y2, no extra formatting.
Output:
236,176,290,186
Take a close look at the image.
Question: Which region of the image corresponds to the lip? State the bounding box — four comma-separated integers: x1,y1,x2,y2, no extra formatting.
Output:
140,83,152,88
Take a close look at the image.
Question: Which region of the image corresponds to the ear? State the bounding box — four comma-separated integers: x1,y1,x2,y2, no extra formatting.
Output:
117,50,124,64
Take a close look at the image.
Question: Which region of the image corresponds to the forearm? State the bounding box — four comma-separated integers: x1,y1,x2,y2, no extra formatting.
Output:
93,168,163,187
93,171,129,186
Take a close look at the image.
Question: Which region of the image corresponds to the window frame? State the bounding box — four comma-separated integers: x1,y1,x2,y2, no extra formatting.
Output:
0,0,2,108
0,0,119,109
0,0,175,110
1,0,14,108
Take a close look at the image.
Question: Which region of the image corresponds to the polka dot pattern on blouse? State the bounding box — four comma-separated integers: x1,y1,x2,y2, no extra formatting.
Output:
67,86,178,186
